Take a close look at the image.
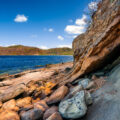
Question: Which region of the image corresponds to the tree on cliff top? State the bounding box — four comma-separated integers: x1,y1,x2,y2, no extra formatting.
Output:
83,0,102,28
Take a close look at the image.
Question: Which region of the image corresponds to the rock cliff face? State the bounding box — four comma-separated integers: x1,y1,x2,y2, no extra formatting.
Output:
59,0,120,85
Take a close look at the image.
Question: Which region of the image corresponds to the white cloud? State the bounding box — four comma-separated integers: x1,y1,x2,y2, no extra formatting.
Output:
14,14,28,22
44,28,54,32
88,2,98,10
65,25,85,34
72,35,77,39
57,44,72,48
39,46,48,49
75,15,87,26
65,15,87,35
4,44,17,47
48,28,54,32
58,35,64,41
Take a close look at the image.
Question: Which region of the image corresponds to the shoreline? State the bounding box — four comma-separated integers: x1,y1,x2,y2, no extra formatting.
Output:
0,61,73,76
0,61,73,81
0,55,73,75
0,55,73,56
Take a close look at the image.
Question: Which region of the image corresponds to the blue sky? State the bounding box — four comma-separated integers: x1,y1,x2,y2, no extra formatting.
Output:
0,0,97,49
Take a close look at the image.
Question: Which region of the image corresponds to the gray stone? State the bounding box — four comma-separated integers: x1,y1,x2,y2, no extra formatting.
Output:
63,84,83,100
85,91,93,105
82,64,120,120
59,91,87,119
20,108,43,120
86,81,95,90
78,78,91,89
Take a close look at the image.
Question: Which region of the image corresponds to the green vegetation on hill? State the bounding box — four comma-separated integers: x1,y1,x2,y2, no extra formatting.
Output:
0,45,73,55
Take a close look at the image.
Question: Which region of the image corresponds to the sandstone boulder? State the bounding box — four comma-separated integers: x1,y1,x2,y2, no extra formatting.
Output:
19,104,33,111
43,106,58,120
46,112,63,120
0,110,20,120
0,83,26,102
63,84,83,100
16,97,32,108
20,108,43,120
2,99,19,111
20,100,49,120
47,86,68,105
34,100,49,112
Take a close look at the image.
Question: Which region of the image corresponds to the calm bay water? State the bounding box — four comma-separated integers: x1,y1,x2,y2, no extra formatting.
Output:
0,55,73,75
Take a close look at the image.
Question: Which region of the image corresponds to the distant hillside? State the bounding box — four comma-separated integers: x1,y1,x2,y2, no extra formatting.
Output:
0,45,73,55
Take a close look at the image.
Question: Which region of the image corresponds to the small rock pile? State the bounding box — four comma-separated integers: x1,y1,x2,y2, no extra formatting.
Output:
0,77,104,120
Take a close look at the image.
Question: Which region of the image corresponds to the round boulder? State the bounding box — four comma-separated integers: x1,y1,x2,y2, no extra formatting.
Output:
59,90,87,119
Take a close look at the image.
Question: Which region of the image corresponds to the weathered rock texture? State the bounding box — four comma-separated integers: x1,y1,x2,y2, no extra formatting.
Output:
59,0,120,85
0,62,72,102
81,63,120,120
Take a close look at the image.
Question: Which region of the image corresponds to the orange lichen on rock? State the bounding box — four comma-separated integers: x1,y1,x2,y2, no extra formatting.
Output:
0,110,20,120
38,82,56,95
16,97,32,108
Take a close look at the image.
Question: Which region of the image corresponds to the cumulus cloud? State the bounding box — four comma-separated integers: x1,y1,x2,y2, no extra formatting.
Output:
72,35,77,39
14,14,28,22
88,2,98,10
39,46,48,49
65,15,87,35
57,44,72,48
75,15,87,26
64,1,98,35
65,25,86,34
48,28,54,32
58,35,64,41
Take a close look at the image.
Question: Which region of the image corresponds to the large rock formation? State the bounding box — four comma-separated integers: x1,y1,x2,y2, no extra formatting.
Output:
59,0,120,85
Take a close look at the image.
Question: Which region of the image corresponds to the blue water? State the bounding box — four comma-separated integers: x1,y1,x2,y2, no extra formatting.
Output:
0,55,73,75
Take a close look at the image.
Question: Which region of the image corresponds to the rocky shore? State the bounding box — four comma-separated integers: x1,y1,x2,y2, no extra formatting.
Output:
0,60,120,120
0,0,120,119
0,61,107,120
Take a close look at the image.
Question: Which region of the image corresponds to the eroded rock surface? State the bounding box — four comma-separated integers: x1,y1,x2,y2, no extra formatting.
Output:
59,0,120,85
20,108,43,120
46,112,63,120
0,110,20,120
16,97,32,108
0,84,26,102
81,64,120,120
47,85,68,105
0,0,119,120
43,106,58,120
2,99,19,112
